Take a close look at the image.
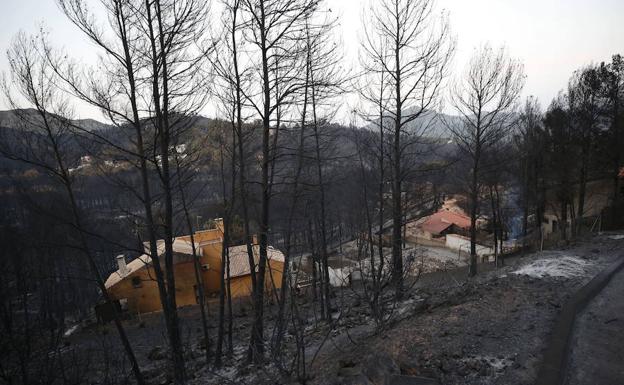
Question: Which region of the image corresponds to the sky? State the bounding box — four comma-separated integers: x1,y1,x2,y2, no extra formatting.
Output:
1,0,623,122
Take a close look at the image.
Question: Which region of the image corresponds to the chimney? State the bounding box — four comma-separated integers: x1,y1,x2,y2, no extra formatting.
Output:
214,218,224,233
116,254,129,276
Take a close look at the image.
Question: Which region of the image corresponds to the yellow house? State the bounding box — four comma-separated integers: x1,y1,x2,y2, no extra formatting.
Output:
104,220,285,314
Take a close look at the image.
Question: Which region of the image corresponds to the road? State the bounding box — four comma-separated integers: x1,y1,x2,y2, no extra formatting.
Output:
566,263,624,385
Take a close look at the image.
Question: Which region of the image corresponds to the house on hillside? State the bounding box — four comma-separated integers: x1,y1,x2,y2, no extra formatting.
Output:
404,208,496,259
103,219,284,315
411,210,471,243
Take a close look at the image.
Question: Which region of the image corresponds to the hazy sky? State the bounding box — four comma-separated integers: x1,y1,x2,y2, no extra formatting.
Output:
1,0,623,121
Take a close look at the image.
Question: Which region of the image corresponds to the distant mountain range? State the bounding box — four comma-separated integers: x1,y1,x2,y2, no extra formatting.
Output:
0,108,462,169
73,118,113,132
1,108,465,139
365,108,462,139
0,109,115,133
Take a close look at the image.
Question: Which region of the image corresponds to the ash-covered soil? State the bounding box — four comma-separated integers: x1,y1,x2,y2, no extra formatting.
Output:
309,234,624,385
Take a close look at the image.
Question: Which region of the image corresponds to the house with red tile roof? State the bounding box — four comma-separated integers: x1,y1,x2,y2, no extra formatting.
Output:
418,210,471,240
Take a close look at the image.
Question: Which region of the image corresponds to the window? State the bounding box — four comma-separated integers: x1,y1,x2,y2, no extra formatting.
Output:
131,276,142,288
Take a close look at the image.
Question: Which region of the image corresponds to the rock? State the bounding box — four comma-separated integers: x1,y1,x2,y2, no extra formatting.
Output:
339,367,364,377
147,346,168,361
337,374,374,385
467,358,482,371
142,367,161,379
398,362,420,377
362,352,400,385
188,348,203,359
148,373,170,385
340,359,358,368
456,364,470,377
198,337,209,350
548,301,561,308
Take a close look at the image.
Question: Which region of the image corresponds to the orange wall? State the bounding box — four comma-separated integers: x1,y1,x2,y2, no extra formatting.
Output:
108,260,209,314
108,251,284,315
178,228,223,244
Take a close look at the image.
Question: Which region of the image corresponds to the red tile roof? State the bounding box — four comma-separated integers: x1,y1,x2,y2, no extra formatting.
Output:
420,210,471,235
421,220,453,235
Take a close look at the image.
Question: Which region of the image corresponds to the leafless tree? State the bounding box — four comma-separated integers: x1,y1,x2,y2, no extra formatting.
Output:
354,35,391,325
268,8,345,361
142,1,212,379
444,44,524,276
303,9,345,322
270,33,311,361
211,0,252,366
48,0,212,382
1,32,145,385
172,148,212,366
237,0,319,362
360,0,454,295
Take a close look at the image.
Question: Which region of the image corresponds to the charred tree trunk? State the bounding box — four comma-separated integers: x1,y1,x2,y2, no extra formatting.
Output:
311,86,331,320
145,2,186,380
175,156,211,366
576,141,590,235
248,0,271,362
469,142,481,276
215,128,236,366
273,61,309,357
392,32,404,297
489,185,498,265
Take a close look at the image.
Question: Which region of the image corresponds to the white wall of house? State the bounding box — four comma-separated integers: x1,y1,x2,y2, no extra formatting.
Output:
445,234,493,257
328,267,351,287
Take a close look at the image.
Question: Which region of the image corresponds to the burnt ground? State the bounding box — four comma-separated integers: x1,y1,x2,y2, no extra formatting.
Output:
63,233,624,385
308,233,624,385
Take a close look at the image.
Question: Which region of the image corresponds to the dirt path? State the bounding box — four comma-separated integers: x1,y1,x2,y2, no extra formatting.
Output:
566,263,624,385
